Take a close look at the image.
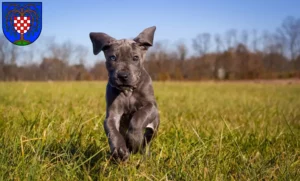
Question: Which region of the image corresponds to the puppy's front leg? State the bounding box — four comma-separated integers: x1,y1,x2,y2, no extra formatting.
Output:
104,110,129,161
126,103,159,153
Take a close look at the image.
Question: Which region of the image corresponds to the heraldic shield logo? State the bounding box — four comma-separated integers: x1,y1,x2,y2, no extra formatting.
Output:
2,2,42,46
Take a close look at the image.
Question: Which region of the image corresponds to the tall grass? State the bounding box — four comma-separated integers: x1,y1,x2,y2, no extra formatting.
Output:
0,81,299,180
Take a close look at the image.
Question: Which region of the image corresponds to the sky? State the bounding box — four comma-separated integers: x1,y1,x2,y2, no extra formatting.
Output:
1,0,300,65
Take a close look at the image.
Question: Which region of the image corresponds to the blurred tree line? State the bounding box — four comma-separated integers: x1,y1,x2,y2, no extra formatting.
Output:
1,16,300,81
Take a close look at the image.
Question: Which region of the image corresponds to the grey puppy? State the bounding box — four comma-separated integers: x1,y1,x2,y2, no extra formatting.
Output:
89,26,160,161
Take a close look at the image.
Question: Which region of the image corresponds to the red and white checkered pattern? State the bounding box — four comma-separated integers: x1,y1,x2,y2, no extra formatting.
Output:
14,16,31,34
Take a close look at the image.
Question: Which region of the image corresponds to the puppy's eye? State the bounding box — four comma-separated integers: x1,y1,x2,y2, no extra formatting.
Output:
109,55,116,61
133,56,139,61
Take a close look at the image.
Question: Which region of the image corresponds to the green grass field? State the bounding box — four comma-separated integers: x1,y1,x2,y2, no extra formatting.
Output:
0,81,299,180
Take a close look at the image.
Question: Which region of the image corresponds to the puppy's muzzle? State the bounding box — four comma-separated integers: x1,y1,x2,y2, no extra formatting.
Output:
117,71,130,83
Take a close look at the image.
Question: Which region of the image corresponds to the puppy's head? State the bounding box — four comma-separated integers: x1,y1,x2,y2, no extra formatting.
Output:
89,26,156,91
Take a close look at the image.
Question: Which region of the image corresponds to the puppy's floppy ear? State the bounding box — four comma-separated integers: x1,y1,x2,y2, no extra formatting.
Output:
133,26,156,49
89,32,116,55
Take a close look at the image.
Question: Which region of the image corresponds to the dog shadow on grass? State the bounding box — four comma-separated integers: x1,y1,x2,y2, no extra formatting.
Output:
42,134,156,179
42,137,120,178
40,121,155,179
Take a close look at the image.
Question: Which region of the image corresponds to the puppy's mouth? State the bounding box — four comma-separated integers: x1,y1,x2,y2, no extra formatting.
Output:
118,85,134,91
109,81,135,92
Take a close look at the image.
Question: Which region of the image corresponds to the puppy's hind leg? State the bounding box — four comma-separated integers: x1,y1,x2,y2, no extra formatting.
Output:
144,116,159,147
142,116,160,157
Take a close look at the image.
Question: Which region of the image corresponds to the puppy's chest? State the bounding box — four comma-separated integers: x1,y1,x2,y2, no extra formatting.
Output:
122,94,143,114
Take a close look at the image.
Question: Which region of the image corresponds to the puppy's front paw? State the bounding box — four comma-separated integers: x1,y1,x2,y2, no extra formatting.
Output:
111,146,130,162
126,128,147,154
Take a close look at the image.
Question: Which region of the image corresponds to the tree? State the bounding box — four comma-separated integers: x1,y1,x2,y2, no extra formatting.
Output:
0,34,19,80
176,41,188,61
251,29,258,52
214,33,224,53
74,45,88,65
277,16,300,60
240,30,249,48
192,33,211,56
0,34,19,65
224,29,237,50
48,41,74,64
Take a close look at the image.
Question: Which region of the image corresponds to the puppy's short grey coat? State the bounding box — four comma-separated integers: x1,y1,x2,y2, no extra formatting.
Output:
89,26,160,161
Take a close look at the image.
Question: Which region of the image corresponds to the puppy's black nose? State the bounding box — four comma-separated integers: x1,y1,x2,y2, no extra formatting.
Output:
117,71,129,81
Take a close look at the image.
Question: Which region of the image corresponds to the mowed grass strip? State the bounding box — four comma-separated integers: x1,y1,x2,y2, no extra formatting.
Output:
0,81,299,180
